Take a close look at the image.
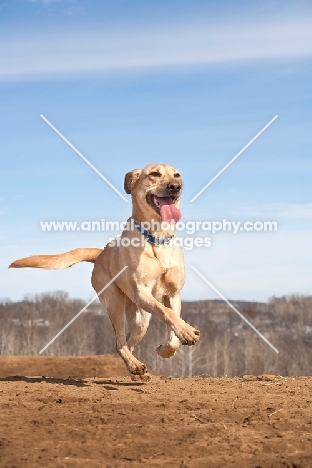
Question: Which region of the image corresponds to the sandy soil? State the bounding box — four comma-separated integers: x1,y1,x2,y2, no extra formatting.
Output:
0,356,311,467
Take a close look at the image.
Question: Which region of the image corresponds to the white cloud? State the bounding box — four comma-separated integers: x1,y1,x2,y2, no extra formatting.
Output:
1,17,312,80
183,229,312,301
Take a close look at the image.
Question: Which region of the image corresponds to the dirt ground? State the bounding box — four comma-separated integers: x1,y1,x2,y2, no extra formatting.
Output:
0,356,311,468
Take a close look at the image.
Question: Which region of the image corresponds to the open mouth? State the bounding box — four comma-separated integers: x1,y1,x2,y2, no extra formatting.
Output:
146,194,182,223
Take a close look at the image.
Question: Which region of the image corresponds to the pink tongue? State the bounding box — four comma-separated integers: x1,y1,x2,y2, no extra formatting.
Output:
158,197,182,223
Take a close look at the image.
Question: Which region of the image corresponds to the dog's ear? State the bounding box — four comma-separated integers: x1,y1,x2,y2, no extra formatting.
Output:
124,169,141,194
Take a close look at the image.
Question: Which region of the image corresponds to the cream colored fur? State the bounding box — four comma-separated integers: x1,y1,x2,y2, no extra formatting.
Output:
10,248,102,270
10,164,200,380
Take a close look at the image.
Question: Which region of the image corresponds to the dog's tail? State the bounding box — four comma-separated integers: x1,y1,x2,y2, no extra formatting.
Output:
9,248,103,270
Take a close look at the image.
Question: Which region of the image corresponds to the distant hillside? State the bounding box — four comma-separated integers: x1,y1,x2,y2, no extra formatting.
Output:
1,292,311,377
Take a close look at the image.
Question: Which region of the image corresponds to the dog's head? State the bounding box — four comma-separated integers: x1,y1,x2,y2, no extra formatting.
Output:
124,164,182,224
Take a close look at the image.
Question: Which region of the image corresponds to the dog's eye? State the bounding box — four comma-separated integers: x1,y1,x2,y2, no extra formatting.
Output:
150,171,161,177
174,173,181,178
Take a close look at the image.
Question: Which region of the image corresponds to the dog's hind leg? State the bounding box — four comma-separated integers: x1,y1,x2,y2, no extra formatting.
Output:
156,295,181,359
97,282,149,380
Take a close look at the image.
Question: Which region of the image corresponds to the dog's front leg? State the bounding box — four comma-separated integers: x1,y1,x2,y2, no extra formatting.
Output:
132,287,200,346
95,280,150,381
156,294,181,358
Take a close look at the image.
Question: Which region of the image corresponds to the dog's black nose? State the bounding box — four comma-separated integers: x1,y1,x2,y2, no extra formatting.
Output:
167,182,181,193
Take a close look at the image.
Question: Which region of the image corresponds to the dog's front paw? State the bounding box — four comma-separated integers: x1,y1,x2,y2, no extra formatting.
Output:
173,321,200,346
129,359,147,376
156,344,178,358
130,373,151,382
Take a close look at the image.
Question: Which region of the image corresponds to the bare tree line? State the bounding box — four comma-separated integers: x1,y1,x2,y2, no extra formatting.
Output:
0,292,311,377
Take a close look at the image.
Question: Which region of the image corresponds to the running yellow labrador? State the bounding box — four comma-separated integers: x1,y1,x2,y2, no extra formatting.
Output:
10,164,200,380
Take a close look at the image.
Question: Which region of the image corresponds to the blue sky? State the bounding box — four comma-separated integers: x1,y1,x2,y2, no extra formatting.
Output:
1,0,312,302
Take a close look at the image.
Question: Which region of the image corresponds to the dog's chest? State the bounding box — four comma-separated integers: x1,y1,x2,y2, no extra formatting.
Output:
152,246,184,295
153,245,175,269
